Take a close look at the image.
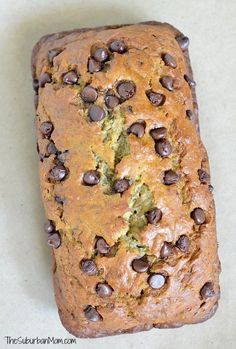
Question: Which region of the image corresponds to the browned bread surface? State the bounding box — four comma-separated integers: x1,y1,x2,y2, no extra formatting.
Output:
32,21,220,338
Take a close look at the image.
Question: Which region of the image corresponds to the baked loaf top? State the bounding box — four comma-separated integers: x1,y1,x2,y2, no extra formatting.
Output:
32,22,220,338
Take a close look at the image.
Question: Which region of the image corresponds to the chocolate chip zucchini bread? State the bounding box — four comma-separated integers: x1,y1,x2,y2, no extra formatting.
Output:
32,21,220,338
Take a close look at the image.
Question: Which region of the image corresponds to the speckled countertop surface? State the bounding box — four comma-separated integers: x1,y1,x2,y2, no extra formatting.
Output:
0,0,235,348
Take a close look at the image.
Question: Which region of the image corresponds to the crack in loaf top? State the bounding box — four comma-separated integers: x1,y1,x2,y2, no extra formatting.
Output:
32,22,220,337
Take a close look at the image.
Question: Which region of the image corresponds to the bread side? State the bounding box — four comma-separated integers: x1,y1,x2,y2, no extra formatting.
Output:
32,22,220,338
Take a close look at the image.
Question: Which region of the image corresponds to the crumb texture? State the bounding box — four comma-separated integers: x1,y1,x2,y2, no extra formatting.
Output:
32,21,220,338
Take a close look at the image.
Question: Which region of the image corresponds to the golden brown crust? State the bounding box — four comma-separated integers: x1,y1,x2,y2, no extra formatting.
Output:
32,21,220,338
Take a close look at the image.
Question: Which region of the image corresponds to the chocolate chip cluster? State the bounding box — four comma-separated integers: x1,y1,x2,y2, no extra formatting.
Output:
44,220,61,248
88,40,127,73
38,120,69,182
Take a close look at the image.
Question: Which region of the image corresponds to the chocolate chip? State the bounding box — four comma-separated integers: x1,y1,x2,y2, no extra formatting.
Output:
176,235,190,253
148,273,166,289
49,164,68,181
48,49,61,63
160,242,173,258
96,283,113,297
146,90,166,106
186,110,193,120
32,78,39,92
81,259,97,275
150,127,167,141
162,53,177,68
200,282,215,299
132,258,149,273
176,35,189,50
88,58,102,73
63,71,78,85
83,170,100,186
105,94,120,109
163,170,179,185
84,306,102,322
40,121,53,137
127,121,146,138
209,184,214,193
117,81,136,100
109,40,127,53
81,86,98,103
184,74,196,87
96,237,110,254
114,179,130,193
88,105,105,122
47,141,58,155
44,220,55,234
198,169,210,184
145,208,162,224
92,47,109,63
191,208,206,225
160,76,174,91
155,138,172,157
55,195,65,204
39,72,52,87
34,94,39,109
47,232,61,248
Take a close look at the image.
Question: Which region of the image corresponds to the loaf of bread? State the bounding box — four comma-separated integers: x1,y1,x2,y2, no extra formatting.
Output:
32,21,220,338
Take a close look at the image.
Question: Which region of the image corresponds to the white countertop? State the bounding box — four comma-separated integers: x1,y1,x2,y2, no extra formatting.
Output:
0,0,235,348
